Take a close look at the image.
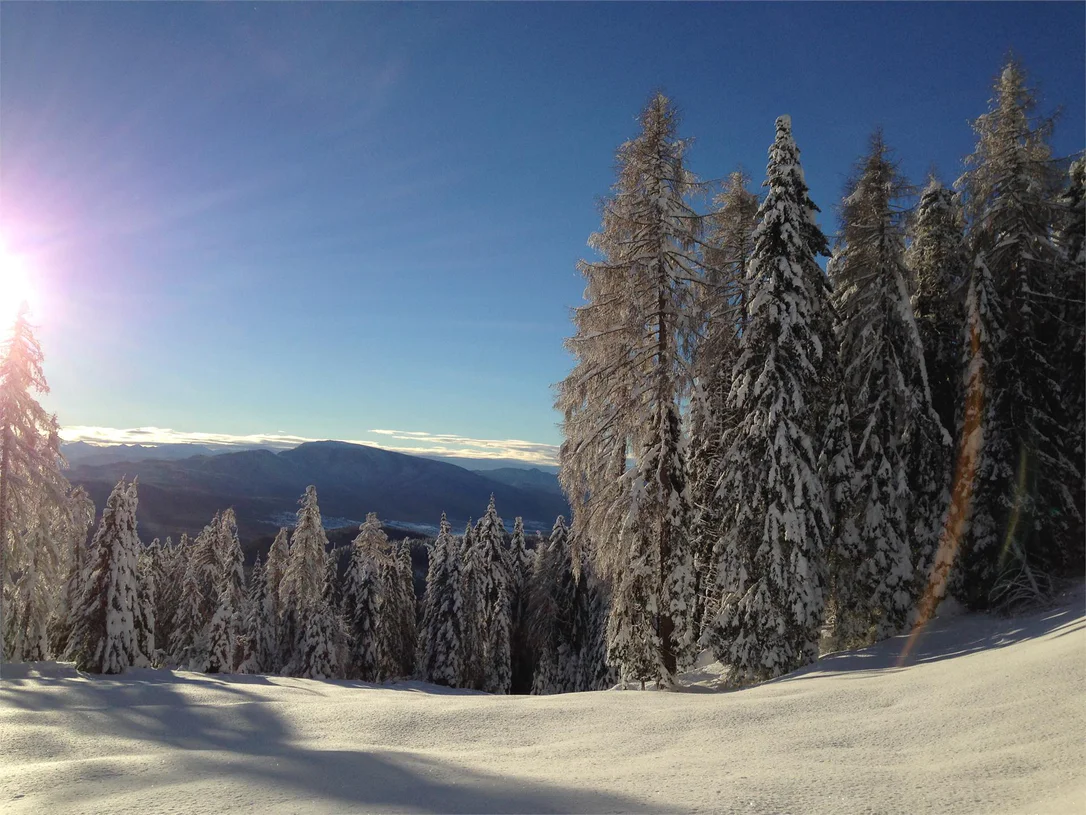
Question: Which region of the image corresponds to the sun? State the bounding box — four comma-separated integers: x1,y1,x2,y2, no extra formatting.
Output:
0,237,35,327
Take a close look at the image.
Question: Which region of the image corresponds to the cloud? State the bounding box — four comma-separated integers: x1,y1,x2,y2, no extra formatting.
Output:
59,426,327,450
369,429,559,464
59,426,560,466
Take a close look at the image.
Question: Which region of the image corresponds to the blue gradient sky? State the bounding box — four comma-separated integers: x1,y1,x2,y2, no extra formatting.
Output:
2,2,1083,462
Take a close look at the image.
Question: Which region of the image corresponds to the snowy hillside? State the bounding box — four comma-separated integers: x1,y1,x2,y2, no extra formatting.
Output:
1,585,1082,815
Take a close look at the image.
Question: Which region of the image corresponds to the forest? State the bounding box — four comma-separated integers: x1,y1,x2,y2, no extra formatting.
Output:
1,57,1082,693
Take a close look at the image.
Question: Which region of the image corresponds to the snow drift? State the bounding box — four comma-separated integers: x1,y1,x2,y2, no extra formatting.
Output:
1,584,1082,814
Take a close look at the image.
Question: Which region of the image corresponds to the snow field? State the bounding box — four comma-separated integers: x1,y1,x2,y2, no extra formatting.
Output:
2,584,1083,814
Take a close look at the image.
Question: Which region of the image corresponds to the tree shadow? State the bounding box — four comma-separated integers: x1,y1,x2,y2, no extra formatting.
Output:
1,665,654,814
775,583,1085,684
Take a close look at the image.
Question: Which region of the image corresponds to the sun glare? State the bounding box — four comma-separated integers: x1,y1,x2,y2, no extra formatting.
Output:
0,237,35,327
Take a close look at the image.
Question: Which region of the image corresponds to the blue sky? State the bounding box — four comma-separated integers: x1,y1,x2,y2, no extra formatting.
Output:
2,2,1083,464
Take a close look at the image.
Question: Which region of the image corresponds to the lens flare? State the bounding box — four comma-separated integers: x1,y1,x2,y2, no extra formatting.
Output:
899,300,985,666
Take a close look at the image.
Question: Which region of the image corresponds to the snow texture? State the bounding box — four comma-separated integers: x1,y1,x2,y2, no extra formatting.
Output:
1,583,1082,814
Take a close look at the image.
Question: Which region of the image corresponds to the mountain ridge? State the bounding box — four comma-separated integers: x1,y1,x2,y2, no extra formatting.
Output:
66,440,570,541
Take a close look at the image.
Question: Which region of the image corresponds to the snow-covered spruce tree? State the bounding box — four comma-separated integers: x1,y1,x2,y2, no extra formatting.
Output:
1054,158,1086,568
466,495,512,694
375,540,407,681
579,566,617,691
817,389,863,650
292,548,342,680
239,554,272,674
342,512,387,680
556,93,701,684
507,516,535,694
953,60,1077,605
71,479,145,674
169,542,208,670
280,486,332,675
205,508,246,672
5,498,64,661
148,535,180,664
0,307,70,660
688,169,759,636
141,537,163,651
416,518,445,678
528,519,615,694
50,486,95,659
906,177,970,441
529,515,577,694
263,526,290,672
394,542,417,676
708,115,838,685
528,533,561,694
134,544,155,667
419,516,465,686
217,511,246,610
830,133,951,640
206,572,239,674
189,513,221,624
457,521,484,689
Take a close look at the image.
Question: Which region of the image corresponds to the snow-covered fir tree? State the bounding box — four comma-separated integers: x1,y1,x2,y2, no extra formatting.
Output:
416,520,443,678
457,521,485,689
342,512,387,680
817,390,863,650
134,543,156,666
688,169,759,635
556,93,701,684
71,478,145,674
830,133,951,640
189,513,221,624
263,526,290,672
292,548,342,680
376,538,412,681
280,486,332,675
0,307,71,660
149,535,180,665
953,60,1077,605
1054,157,1086,567
708,115,838,685
170,542,208,670
5,499,64,661
239,554,273,674
51,487,95,659
530,516,577,694
205,508,246,672
216,511,246,614
507,516,536,693
578,565,617,691
206,570,240,674
419,515,465,686
529,516,614,694
907,176,970,441
465,496,512,693
393,542,417,676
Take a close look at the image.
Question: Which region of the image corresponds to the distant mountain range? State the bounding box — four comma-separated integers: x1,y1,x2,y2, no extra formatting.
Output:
63,441,235,466
63,441,569,542
478,467,563,495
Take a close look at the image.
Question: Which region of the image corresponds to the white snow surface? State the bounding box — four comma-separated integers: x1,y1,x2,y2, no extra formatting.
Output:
2,584,1084,814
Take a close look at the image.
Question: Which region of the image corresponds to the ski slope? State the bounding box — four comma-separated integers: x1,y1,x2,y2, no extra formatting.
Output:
1,585,1083,814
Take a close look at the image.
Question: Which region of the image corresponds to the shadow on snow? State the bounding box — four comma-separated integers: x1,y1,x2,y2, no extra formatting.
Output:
0,663,650,813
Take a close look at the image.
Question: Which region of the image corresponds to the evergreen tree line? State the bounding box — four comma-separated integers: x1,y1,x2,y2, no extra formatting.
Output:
557,58,1084,688
0,363,614,692
416,506,615,694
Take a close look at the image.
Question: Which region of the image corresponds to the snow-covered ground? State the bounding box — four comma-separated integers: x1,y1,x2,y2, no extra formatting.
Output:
2,586,1083,815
